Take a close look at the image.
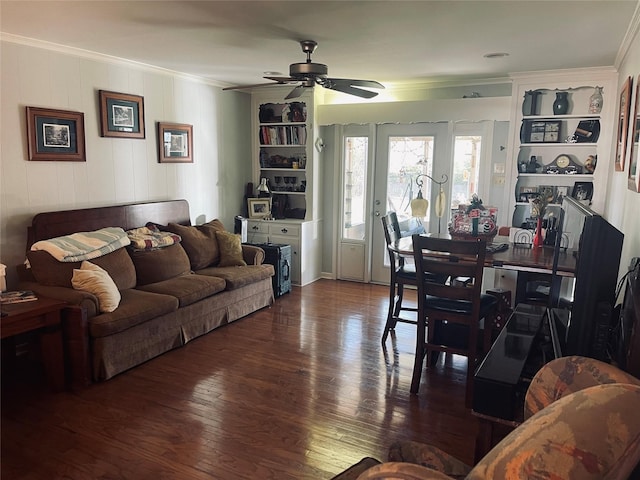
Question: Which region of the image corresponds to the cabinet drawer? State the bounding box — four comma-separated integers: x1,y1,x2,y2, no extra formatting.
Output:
248,222,269,235
268,224,300,238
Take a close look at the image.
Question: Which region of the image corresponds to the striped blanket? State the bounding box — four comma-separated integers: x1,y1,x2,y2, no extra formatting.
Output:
30,227,130,262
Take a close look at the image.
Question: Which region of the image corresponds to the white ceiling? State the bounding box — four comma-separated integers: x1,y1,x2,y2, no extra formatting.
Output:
1,1,639,90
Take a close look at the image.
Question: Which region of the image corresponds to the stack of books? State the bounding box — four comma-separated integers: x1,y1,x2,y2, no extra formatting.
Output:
0,290,38,304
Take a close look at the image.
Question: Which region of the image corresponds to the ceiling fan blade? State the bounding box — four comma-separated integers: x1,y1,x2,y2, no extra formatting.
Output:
328,78,385,90
223,82,289,91
263,76,297,83
322,82,380,99
285,85,307,100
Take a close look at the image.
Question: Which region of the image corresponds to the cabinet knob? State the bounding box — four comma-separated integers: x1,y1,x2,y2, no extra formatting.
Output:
281,228,288,233
252,225,259,230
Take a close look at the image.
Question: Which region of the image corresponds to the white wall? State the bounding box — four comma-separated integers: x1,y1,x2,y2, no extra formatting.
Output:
606,23,640,279
0,40,251,289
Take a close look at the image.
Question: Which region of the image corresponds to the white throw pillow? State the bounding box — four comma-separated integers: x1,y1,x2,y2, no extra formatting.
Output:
72,261,121,313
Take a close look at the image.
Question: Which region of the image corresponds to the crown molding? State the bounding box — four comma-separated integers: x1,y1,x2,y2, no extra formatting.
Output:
615,0,640,68
0,33,227,88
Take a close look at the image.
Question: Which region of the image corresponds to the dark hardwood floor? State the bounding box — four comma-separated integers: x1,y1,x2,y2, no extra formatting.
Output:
2,279,480,479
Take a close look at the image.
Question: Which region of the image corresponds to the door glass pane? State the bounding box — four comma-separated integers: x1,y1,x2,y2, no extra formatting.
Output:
387,136,434,233
343,136,368,240
451,135,482,208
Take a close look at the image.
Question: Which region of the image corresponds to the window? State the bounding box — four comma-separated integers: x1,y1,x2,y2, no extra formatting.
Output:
451,135,482,209
342,136,368,240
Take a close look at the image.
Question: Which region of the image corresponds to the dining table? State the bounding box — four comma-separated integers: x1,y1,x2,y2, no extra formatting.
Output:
389,234,577,278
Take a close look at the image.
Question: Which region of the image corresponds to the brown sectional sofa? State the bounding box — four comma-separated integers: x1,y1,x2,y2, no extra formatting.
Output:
17,200,275,385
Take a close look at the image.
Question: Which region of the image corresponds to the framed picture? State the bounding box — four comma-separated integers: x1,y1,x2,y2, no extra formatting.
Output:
555,186,570,204
538,185,556,204
628,75,640,192
571,181,593,202
248,198,271,219
99,90,145,138
517,186,538,203
26,106,86,161
615,76,632,171
157,122,193,163
525,120,561,143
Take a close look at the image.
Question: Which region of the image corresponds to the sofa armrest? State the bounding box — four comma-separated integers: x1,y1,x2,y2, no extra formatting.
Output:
242,245,265,265
355,462,455,480
17,280,99,318
524,355,640,419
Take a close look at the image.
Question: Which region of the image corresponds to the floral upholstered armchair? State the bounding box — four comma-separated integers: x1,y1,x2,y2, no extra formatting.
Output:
333,356,640,480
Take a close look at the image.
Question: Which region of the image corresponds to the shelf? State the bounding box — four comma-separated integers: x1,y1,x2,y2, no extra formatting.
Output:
522,114,600,120
517,173,594,178
260,144,306,148
520,142,597,147
259,122,306,127
271,191,306,195
260,168,306,172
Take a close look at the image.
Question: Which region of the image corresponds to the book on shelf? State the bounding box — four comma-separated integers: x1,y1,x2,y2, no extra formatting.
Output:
1,290,38,304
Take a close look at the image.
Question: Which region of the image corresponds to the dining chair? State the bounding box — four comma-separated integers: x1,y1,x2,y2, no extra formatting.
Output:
381,213,418,345
410,235,497,407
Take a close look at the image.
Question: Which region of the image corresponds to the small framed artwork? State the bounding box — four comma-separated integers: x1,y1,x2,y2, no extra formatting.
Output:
26,106,86,161
543,121,561,142
538,185,556,204
628,75,640,192
157,122,193,163
248,198,271,219
555,186,570,204
571,181,593,202
517,186,537,203
99,90,145,138
525,120,561,143
615,76,632,171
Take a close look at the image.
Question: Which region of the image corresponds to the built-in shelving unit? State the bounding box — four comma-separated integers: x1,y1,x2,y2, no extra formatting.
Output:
506,70,617,227
248,87,322,286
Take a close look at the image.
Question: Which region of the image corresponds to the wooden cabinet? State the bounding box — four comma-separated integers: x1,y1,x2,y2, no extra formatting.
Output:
506,70,617,228
246,219,320,286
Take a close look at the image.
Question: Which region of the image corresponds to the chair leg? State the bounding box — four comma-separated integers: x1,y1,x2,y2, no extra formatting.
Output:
382,282,398,345
393,283,405,318
410,318,427,394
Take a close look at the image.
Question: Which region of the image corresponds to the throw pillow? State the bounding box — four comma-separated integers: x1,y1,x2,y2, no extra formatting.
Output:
165,220,226,269
71,261,121,313
215,231,247,267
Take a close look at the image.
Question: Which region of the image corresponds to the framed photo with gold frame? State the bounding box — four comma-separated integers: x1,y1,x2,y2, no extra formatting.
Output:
99,90,145,138
247,198,271,219
628,75,640,192
615,76,632,171
26,106,86,161
157,122,193,163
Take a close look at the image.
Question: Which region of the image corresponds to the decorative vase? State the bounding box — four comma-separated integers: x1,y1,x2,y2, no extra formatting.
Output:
533,218,544,248
589,86,603,114
553,91,569,115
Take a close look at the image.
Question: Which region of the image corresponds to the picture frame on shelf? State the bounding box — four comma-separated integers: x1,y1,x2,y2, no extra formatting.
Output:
571,181,593,202
555,186,570,204
538,185,556,204
525,120,561,143
248,198,272,219
99,90,145,139
628,75,640,192
517,186,538,203
615,76,632,171
26,106,86,162
157,122,193,163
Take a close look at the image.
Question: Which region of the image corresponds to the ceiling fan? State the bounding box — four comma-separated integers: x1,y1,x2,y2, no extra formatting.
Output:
223,40,384,99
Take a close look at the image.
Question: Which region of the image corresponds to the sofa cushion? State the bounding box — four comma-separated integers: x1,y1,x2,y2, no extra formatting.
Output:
89,288,179,338
216,231,247,267
27,247,136,290
128,243,191,286
136,273,226,307
166,219,225,269
196,264,274,290
72,261,121,313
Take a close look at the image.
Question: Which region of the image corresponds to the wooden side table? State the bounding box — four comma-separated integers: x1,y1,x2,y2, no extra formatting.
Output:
1,297,67,391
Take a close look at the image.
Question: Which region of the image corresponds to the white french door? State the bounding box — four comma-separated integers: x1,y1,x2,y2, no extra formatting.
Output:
370,123,451,284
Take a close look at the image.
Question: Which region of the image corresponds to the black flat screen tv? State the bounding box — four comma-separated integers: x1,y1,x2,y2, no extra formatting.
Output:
552,197,624,359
